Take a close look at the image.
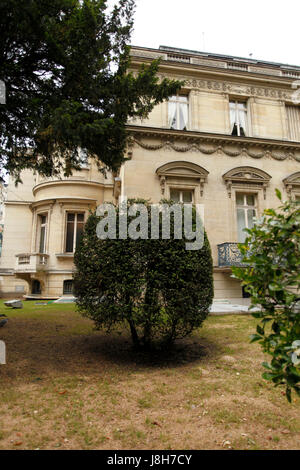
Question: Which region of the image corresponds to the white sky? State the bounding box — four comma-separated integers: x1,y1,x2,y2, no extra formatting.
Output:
115,0,300,66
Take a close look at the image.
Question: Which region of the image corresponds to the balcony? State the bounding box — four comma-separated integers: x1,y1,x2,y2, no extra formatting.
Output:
217,243,246,268
15,253,49,274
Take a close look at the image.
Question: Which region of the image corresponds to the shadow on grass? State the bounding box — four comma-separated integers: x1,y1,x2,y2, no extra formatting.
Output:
86,331,221,369
0,316,222,383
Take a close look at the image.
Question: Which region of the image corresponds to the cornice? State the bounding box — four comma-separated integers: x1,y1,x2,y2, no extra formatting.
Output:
130,49,299,92
127,125,300,162
155,71,293,101
32,179,113,196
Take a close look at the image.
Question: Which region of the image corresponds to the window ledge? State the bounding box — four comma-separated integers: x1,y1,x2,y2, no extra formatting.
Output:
55,253,74,259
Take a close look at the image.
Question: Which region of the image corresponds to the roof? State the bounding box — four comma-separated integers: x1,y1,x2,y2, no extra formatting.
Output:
158,45,300,71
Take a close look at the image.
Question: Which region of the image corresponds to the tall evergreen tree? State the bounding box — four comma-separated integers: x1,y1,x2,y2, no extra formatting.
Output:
0,0,182,181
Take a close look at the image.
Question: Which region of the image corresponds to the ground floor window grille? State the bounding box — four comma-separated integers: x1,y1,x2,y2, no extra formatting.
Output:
63,280,73,295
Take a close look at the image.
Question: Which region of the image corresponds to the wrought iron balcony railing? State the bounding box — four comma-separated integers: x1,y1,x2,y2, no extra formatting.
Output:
217,243,246,267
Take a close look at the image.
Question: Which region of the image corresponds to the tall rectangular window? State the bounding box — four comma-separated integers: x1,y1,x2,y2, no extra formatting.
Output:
65,213,85,253
286,105,300,141
39,214,47,254
168,95,189,130
230,101,248,136
236,193,257,243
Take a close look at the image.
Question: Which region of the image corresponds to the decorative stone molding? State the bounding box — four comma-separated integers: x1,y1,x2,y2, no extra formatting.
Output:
283,172,300,197
157,74,292,102
222,166,272,199
127,126,300,162
156,161,209,197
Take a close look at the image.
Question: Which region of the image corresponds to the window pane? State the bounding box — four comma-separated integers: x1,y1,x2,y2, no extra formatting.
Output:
67,213,75,222
236,193,244,205
66,220,74,252
76,222,84,249
178,95,188,102
63,280,73,295
247,209,256,229
170,190,180,202
179,103,188,129
77,213,84,222
246,194,255,206
168,101,177,128
237,208,247,243
182,191,193,203
39,226,46,253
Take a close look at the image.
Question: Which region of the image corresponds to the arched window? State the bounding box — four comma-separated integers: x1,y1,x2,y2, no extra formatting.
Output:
283,172,300,200
222,166,271,199
156,161,209,200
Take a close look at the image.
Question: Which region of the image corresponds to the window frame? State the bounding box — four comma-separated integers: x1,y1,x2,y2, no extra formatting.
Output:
63,279,74,295
168,94,189,130
169,188,194,203
38,214,47,254
35,212,48,254
65,212,85,253
235,192,258,243
285,104,300,142
229,100,249,137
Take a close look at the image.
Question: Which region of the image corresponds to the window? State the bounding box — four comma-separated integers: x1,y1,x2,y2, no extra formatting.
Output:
168,95,189,130
230,101,248,136
65,213,85,253
170,189,193,203
283,171,300,199
236,193,257,243
38,214,47,254
78,147,89,168
286,105,300,141
63,280,73,295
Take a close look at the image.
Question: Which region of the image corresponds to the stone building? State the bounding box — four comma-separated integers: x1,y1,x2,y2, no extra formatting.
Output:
0,45,300,300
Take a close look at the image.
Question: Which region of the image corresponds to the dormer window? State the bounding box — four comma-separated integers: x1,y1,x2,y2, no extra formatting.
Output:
229,101,248,136
168,95,189,130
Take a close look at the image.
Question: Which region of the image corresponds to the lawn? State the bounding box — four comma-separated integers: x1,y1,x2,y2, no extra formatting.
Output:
0,300,299,450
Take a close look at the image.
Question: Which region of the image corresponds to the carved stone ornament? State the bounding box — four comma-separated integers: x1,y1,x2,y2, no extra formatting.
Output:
157,74,292,101
156,161,209,197
222,166,272,199
283,171,300,196
128,128,300,163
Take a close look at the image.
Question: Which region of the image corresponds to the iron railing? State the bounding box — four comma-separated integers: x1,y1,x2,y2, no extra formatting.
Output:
217,242,246,267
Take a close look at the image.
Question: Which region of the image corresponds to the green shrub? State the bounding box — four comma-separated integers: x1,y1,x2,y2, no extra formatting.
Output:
74,200,213,349
232,191,300,401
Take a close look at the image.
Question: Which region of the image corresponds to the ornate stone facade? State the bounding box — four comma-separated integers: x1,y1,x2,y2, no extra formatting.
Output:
0,45,299,300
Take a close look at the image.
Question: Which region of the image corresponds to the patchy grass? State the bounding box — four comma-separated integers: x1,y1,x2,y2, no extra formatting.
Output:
0,300,299,450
